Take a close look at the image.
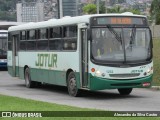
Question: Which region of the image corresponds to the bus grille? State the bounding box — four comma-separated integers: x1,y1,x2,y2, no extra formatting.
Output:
109,73,140,78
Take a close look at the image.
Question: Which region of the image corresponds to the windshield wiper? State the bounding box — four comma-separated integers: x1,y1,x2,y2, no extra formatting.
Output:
130,25,136,50
106,25,122,44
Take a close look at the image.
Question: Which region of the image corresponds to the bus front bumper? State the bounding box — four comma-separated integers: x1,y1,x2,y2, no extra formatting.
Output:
89,75,153,90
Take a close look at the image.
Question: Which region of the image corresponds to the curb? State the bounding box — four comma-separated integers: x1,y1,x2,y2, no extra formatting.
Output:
151,86,160,90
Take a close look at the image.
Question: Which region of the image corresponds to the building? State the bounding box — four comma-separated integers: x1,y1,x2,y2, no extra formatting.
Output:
80,0,95,4
17,0,44,22
16,0,59,22
61,0,78,17
17,0,81,21
43,0,59,20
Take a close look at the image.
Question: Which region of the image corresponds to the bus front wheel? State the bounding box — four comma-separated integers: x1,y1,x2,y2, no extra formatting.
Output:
24,68,35,88
67,72,80,97
118,88,132,95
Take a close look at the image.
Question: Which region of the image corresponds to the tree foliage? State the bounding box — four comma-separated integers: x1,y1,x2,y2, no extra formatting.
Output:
150,0,160,25
118,0,125,3
82,4,97,14
107,6,141,15
82,3,106,14
0,11,16,21
0,0,17,11
99,2,106,14
0,0,17,21
127,9,141,15
107,6,122,13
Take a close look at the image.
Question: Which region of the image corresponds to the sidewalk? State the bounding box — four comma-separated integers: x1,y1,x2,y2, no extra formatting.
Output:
151,86,160,90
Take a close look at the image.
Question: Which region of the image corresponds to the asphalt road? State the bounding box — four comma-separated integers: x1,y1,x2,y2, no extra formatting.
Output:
0,71,160,111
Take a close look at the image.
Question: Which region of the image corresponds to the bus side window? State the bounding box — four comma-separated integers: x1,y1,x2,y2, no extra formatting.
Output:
71,42,76,50
64,42,69,50
20,31,26,51
39,29,47,39
63,27,69,38
69,26,77,37
8,33,12,51
29,30,35,40
49,28,53,38
27,30,36,50
37,28,49,50
49,27,62,50
63,25,77,51
20,31,26,40
53,27,62,38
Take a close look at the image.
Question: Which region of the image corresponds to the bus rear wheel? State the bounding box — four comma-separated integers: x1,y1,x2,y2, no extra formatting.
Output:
118,88,132,95
67,72,80,97
24,68,35,88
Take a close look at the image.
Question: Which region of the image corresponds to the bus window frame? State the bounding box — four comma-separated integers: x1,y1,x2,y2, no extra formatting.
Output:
62,25,78,52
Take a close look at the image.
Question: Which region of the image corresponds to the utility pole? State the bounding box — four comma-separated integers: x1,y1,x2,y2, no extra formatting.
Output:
97,0,99,14
76,0,78,16
59,0,63,18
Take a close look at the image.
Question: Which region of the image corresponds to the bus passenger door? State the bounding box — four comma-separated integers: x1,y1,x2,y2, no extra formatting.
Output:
80,29,88,88
12,35,19,77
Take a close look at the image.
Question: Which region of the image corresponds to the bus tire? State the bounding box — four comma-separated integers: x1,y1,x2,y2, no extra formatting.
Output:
118,88,132,95
24,67,35,88
67,72,80,97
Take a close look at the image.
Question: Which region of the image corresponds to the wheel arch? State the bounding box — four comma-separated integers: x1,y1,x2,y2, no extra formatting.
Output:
66,69,80,97
66,69,73,84
24,65,29,76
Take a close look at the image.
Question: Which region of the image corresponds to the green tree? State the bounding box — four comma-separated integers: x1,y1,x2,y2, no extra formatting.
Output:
150,0,160,25
82,4,97,14
99,2,106,14
107,6,141,15
82,3,106,14
0,0,17,21
128,9,141,15
107,6,122,13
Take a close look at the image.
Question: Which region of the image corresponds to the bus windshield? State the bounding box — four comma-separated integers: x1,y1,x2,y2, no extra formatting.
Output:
91,26,151,64
0,32,8,56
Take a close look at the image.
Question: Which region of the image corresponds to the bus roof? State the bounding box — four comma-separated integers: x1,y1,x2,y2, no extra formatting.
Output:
0,30,8,33
8,13,147,32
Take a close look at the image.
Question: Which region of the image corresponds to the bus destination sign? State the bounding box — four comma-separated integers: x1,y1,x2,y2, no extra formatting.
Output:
111,17,132,24
91,16,147,26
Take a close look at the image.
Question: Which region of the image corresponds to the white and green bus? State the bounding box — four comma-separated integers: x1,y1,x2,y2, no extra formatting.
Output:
7,13,153,96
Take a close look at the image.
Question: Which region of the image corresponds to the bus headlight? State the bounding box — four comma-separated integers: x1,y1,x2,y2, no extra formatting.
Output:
95,71,106,77
145,67,153,75
147,67,153,74
95,70,101,76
